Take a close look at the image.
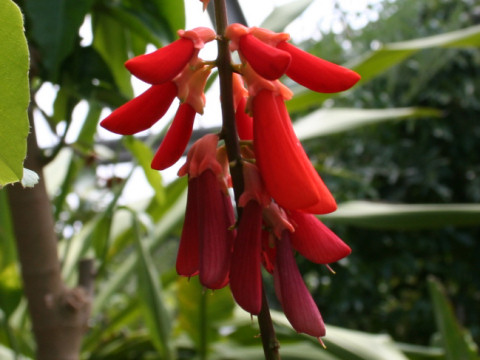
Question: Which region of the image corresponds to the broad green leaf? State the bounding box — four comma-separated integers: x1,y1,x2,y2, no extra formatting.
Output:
93,12,133,98
428,278,479,360
124,136,166,207
151,0,186,41
269,311,409,360
0,191,16,268
132,214,174,360
395,343,444,360
0,0,29,186
177,276,235,356
24,0,93,81
261,0,314,33
0,264,23,318
288,24,480,114
294,107,442,140
324,201,480,230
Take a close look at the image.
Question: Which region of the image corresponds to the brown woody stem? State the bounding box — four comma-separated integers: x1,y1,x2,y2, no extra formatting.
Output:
213,1,280,359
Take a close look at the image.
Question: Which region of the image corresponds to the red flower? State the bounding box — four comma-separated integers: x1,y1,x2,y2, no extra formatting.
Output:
274,231,326,338
176,176,200,277
277,41,361,93
230,162,270,314
177,135,234,290
125,27,216,84
226,24,291,80
151,102,196,170
100,82,177,135
288,210,351,264
230,200,263,314
252,89,337,214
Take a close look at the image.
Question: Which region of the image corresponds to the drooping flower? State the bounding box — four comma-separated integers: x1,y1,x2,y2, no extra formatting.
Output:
100,81,177,135
151,102,196,170
177,134,234,289
230,162,270,314
274,231,326,338
288,210,351,264
125,27,216,85
252,89,337,214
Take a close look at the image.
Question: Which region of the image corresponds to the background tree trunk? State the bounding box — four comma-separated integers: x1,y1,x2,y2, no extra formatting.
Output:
7,115,93,360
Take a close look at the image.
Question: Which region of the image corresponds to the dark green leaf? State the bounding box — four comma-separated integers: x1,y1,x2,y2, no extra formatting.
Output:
261,0,314,33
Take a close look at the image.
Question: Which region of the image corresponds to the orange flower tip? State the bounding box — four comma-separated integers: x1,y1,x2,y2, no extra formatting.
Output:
225,23,250,49
199,0,209,11
125,39,195,84
178,27,217,49
239,34,291,80
277,41,361,93
250,27,290,46
318,337,327,349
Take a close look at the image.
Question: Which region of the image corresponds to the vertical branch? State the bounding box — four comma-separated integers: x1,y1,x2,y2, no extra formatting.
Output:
213,1,281,359
7,106,92,360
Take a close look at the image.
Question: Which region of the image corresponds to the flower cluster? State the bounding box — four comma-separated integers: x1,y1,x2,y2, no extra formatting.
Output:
100,23,360,340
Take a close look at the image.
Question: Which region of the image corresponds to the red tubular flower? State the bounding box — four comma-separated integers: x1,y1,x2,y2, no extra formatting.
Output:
277,41,361,93
197,169,234,289
252,89,337,214
125,27,216,84
238,34,291,80
226,24,291,80
176,176,200,277
230,200,263,314
100,81,177,135
274,231,326,338
177,134,234,290
125,39,195,84
288,210,351,264
151,102,196,170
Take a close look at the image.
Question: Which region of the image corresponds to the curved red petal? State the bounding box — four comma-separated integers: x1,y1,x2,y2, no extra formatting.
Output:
235,96,254,140
151,103,196,170
230,201,263,315
176,177,200,277
277,41,360,93
239,34,291,80
125,38,195,84
198,170,234,289
253,90,337,214
100,82,177,135
274,232,326,338
289,211,351,264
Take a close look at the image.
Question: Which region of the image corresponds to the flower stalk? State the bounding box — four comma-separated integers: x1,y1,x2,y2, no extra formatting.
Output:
214,0,280,359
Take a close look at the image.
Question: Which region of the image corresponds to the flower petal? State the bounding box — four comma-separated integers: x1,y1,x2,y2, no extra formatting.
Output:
176,177,200,277
274,232,326,338
288,210,351,264
235,96,254,141
125,38,195,84
253,89,337,214
277,41,360,93
230,201,263,315
151,103,196,170
239,34,291,80
198,169,234,289
100,82,177,135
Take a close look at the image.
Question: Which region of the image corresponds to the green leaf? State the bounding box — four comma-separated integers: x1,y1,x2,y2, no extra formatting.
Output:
93,11,133,98
0,0,29,186
132,214,174,360
124,136,166,207
288,24,480,114
0,191,16,268
323,201,480,230
294,107,442,140
177,276,235,356
0,264,23,318
24,0,93,81
428,277,479,360
148,0,186,41
261,0,313,33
